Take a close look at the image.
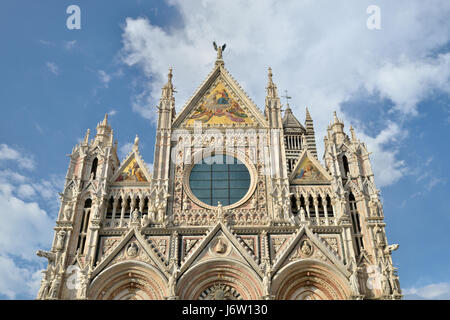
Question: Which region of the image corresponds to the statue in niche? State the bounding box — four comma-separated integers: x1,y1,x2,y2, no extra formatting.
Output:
299,207,307,222
63,203,72,221
55,230,66,251
300,240,312,256
131,209,140,224
214,238,227,254
141,214,149,228
127,242,139,258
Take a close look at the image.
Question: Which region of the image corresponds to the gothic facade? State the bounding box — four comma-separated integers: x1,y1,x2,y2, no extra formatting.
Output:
36,49,401,300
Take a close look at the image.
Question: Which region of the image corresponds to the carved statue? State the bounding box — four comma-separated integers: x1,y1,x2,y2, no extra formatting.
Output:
299,207,307,222
262,263,272,297
36,271,50,300
349,261,360,296
375,226,385,246
387,244,399,252
213,41,226,60
141,214,149,228
214,238,227,254
379,271,390,296
300,240,312,256
63,203,72,221
48,276,61,299
131,209,140,225
55,230,66,251
168,268,179,297
37,250,56,265
127,242,139,257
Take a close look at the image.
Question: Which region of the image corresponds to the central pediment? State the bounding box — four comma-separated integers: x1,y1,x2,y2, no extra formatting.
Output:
172,65,268,129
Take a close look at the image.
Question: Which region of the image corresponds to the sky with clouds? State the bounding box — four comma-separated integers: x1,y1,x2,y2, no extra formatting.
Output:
0,0,449,299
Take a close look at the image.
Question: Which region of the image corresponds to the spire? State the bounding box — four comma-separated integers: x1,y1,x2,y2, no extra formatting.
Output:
102,113,108,126
305,107,312,121
94,113,112,146
304,107,318,158
266,67,278,98
350,125,357,141
331,111,344,133
161,67,174,99
333,111,340,124
83,129,90,145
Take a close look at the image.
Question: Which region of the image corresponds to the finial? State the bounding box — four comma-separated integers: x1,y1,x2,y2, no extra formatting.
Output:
213,41,226,65
133,134,139,151
168,67,173,83
84,129,90,145
333,111,339,123
268,67,273,83
103,113,108,125
350,125,357,141
282,90,292,109
305,107,312,121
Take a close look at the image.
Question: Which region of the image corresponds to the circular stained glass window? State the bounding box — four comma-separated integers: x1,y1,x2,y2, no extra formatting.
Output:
189,155,251,207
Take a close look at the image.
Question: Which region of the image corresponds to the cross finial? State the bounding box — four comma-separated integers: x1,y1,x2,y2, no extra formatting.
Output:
281,90,292,108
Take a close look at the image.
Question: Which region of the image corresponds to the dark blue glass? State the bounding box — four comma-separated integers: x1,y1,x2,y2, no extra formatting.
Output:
189,155,250,206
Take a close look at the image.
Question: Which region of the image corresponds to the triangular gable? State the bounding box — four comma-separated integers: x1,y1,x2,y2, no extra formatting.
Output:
289,149,331,184
110,147,151,184
91,228,169,280
179,222,262,278
271,226,349,277
173,65,268,128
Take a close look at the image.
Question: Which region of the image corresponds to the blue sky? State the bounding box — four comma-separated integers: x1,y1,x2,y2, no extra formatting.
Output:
0,0,449,299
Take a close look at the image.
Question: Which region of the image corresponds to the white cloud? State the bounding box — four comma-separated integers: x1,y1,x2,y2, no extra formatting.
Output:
0,144,35,170
0,255,43,299
119,0,450,187
45,62,59,75
17,184,37,199
0,180,54,260
108,109,117,116
98,70,112,87
0,145,60,299
119,142,134,159
64,40,77,50
404,282,450,300
365,53,450,115
357,122,408,188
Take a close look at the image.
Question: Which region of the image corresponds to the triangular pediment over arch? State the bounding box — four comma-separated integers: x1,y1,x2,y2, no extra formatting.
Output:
91,228,170,280
271,226,349,278
178,222,263,278
110,147,151,185
289,149,332,185
172,65,268,129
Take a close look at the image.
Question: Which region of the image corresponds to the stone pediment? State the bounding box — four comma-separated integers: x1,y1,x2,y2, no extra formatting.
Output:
91,228,170,280
271,226,349,277
172,65,268,129
179,222,262,278
289,149,332,185
110,147,151,185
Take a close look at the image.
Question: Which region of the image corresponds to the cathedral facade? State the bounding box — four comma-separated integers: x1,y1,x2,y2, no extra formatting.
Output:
36,49,401,300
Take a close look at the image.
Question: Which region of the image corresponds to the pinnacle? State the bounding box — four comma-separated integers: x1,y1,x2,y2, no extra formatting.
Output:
305,107,312,120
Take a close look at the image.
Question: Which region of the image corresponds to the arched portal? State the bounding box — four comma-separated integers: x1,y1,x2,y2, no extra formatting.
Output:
177,259,263,300
88,261,168,300
272,259,351,300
